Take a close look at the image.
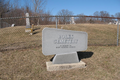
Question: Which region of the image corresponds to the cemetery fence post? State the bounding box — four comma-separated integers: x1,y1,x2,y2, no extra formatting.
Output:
56,17,58,29
117,20,119,46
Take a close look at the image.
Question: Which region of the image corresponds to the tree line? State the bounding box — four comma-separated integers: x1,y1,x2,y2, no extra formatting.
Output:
0,0,120,27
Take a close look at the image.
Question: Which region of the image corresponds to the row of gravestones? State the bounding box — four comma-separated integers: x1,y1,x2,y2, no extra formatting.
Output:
25,13,76,29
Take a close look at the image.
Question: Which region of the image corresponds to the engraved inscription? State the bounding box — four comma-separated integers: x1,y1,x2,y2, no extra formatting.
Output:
54,34,78,48
56,45,76,48
54,34,78,44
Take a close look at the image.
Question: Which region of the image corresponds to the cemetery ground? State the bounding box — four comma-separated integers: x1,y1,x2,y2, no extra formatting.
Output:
0,24,120,80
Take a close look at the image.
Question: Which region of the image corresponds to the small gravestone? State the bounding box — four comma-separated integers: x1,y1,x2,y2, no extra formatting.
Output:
11,24,15,27
116,21,120,25
70,17,76,24
25,13,31,32
108,22,112,24
52,52,79,64
42,28,88,71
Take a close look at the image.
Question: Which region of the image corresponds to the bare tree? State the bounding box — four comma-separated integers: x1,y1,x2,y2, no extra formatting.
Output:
6,8,25,26
93,11,100,20
115,12,120,17
11,0,19,9
115,12,120,20
57,9,73,24
110,15,115,22
32,0,46,14
75,14,87,23
0,0,10,18
42,11,53,24
30,0,46,25
100,11,110,22
0,0,11,28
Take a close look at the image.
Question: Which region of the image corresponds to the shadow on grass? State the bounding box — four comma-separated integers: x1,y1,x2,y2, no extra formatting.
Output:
33,28,40,31
50,52,94,61
33,32,39,34
50,56,55,61
77,51,94,61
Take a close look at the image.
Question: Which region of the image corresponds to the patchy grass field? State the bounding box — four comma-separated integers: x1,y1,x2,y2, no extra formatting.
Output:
0,46,120,80
0,24,119,50
0,24,120,80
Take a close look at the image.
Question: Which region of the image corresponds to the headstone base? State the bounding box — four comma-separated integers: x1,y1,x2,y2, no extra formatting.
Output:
25,28,32,32
46,61,86,71
52,52,79,64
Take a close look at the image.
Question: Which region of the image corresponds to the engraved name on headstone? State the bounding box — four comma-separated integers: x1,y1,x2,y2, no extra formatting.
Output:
42,28,88,64
42,28,88,55
26,13,31,28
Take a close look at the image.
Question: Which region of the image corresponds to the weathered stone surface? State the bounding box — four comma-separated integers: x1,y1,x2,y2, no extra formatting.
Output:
70,17,76,24
25,28,32,32
42,28,88,66
52,52,79,64
42,28,88,55
46,61,86,71
26,13,31,28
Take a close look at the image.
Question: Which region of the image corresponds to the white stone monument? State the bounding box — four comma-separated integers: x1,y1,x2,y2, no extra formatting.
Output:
116,21,120,25
11,24,15,27
70,17,76,24
42,28,88,71
25,13,31,32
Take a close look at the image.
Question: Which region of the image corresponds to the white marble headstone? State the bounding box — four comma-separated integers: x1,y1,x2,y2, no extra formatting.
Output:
26,13,31,28
42,28,88,56
70,17,75,24
116,21,120,25
11,24,15,27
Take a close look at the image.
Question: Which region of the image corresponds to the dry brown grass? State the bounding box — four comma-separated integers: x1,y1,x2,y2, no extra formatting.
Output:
0,24,120,80
0,46,120,80
0,24,119,50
